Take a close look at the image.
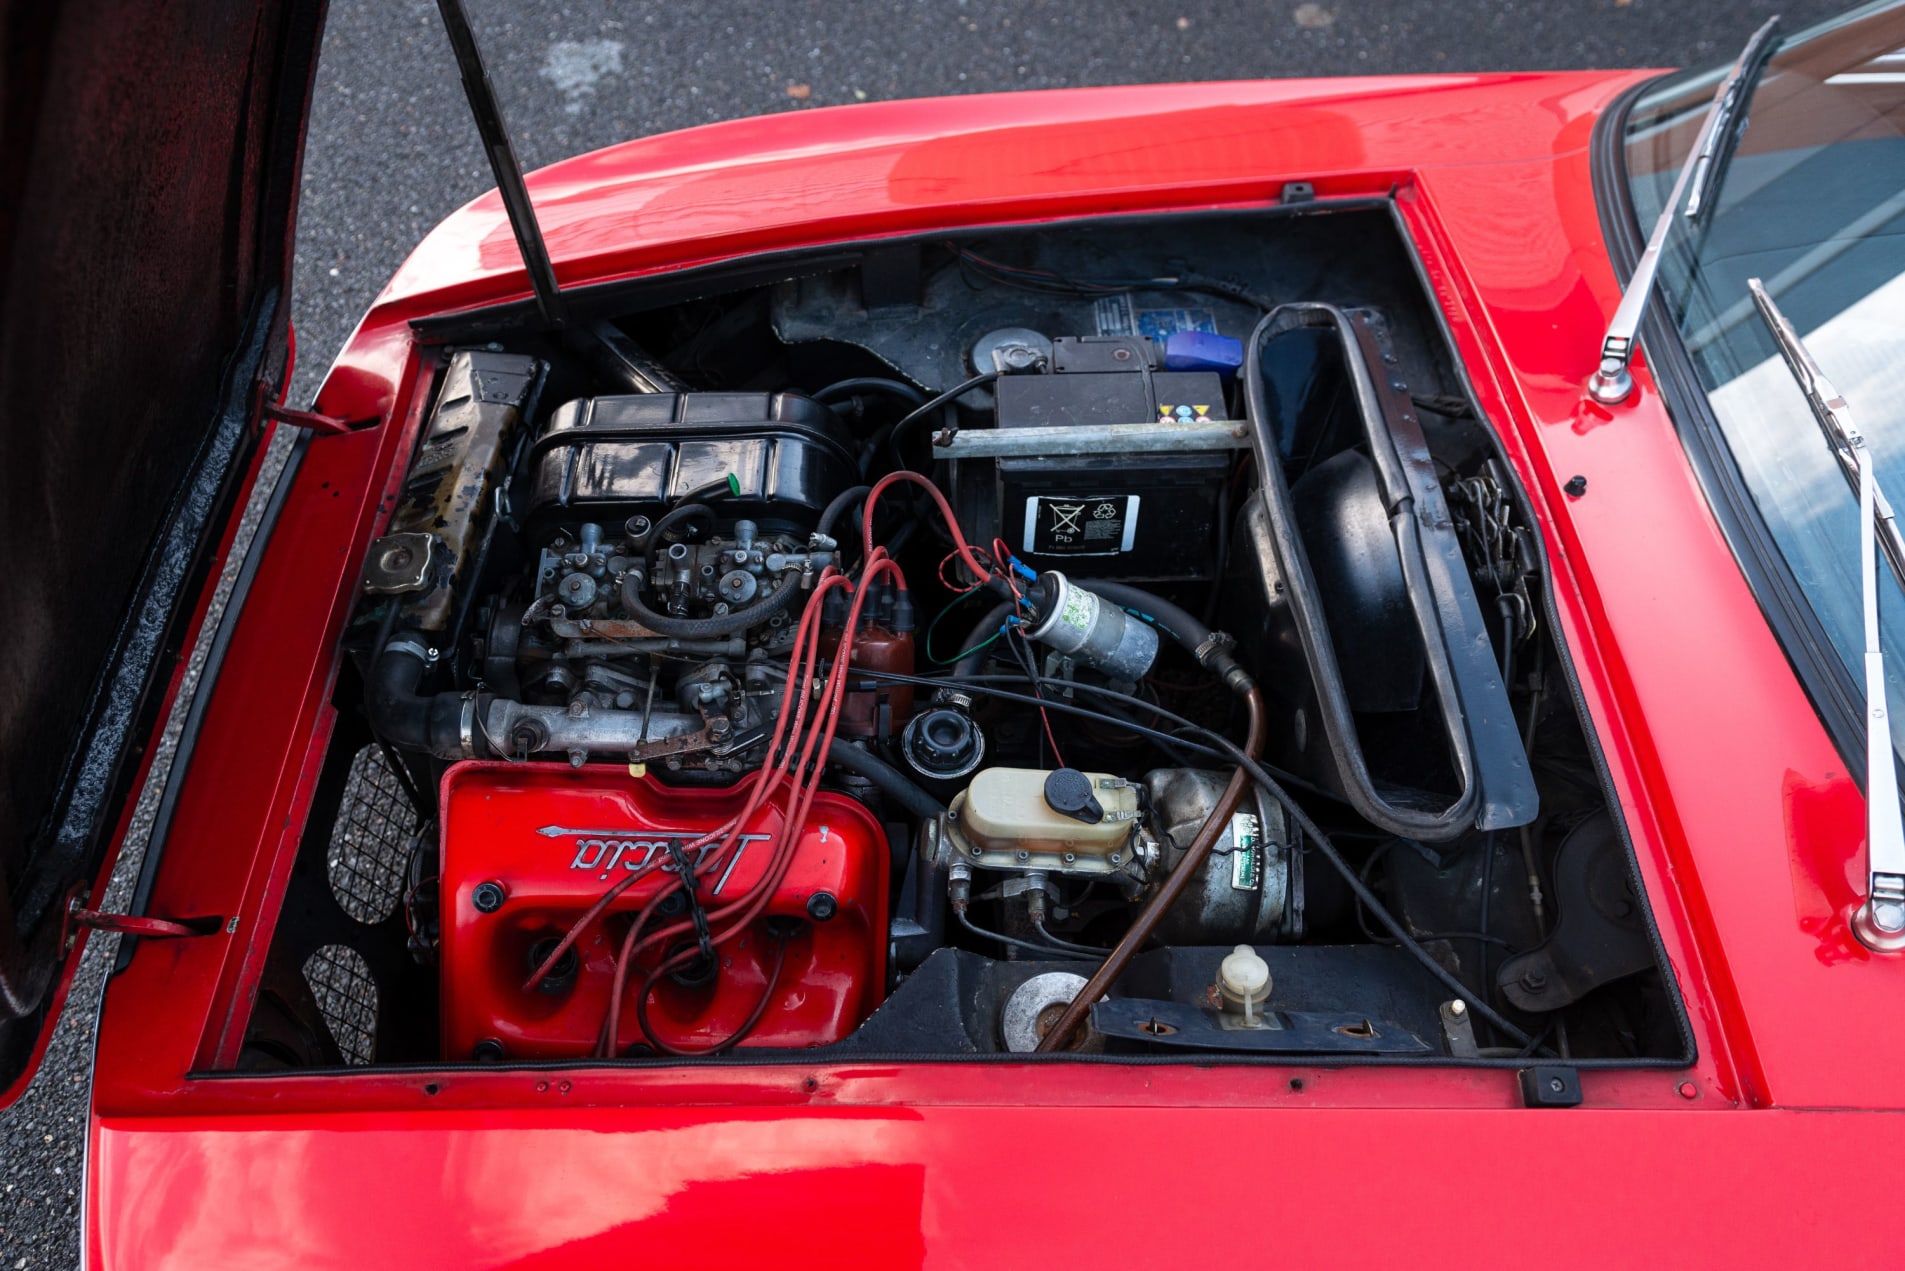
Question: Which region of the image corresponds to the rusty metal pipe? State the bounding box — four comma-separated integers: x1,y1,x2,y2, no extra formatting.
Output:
1036,686,1266,1052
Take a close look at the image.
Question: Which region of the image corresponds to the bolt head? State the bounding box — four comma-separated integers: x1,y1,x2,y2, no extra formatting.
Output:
806,892,838,922
1588,361,1633,405
1876,900,1905,932
472,880,506,913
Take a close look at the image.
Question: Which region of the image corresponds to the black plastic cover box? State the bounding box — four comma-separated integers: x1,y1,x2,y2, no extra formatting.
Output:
523,392,857,539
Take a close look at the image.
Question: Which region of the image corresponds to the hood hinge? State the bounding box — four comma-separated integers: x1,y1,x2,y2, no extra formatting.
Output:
63,890,224,951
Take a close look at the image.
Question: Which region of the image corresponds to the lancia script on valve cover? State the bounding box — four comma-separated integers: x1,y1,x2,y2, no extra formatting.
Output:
4,1,1905,1265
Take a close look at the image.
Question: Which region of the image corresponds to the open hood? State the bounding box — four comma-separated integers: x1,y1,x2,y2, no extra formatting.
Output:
0,0,327,1096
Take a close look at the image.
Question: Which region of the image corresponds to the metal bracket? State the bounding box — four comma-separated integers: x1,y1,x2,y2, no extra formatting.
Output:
1439,998,1480,1058
627,725,717,764
261,400,380,437
1498,816,1654,1011
1091,997,1431,1055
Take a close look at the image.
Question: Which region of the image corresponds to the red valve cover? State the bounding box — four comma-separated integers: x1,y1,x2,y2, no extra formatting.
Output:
438,762,888,1061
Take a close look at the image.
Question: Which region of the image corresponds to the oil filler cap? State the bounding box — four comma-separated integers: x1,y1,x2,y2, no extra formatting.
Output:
1043,768,1104,824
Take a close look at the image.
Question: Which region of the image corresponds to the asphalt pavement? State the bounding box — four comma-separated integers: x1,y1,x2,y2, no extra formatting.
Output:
0,0,1847,1263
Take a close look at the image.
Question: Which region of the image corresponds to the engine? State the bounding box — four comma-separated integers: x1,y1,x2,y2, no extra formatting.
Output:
296,218,1675,1071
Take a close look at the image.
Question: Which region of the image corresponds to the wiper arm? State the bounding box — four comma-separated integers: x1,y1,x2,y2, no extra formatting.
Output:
1589,16,1783,405
1749,279,1905,951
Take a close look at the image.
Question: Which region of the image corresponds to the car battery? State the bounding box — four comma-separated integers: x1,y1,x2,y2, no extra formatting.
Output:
954,336,1235,581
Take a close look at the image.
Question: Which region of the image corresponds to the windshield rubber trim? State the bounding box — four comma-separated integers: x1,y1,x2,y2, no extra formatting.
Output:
1590,75,1867,777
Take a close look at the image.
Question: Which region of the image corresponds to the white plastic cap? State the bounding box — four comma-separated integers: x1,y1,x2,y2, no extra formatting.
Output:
1220,944,1271,1003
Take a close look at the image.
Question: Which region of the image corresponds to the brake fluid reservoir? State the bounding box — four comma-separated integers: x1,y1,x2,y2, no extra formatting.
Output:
945,767,1141,875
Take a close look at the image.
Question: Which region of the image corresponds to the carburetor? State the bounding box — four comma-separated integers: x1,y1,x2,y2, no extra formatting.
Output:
532,517,836,642
638,517,833,619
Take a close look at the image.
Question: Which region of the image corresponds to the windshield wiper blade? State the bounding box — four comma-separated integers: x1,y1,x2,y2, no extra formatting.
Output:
1749,278,1905,951
1682,20,1782,222
1589,16,1783,405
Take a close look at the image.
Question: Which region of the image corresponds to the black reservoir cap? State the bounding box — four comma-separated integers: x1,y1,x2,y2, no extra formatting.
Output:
1043,768,1104,824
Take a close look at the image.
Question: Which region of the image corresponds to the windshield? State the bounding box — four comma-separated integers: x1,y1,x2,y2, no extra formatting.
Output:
1624,1,1905,754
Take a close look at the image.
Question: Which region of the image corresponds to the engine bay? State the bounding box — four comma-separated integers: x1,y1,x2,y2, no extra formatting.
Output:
251,206,1688,1070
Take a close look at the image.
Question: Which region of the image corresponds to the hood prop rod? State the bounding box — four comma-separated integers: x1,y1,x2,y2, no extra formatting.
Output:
435,0,566,328
1750,279,1905,951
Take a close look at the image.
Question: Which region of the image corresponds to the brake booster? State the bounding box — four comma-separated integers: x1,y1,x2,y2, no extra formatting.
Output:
438,763,888,1060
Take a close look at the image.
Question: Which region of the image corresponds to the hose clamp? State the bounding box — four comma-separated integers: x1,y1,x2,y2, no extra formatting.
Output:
1193,630,1237,665
385,636,432,662
459,690,480,759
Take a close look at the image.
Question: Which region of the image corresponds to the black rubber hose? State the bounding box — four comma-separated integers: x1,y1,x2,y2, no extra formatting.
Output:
1076,579,1253,692
641,502,715,577
951,601,1015,679
673,478,734,508
815,483,871,545
814,377,928,416
617,570,804,639
826,740,947,821
859,370,1000,476
366,635,469,756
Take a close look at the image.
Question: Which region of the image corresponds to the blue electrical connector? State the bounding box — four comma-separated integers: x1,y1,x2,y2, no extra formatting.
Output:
1161,330,1245,377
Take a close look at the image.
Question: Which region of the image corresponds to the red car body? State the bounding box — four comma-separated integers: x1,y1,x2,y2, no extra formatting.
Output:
7,18,1901,1271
